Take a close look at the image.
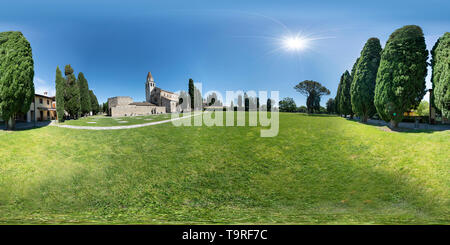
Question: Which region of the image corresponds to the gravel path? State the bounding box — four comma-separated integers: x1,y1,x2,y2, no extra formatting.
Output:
51,114,194,130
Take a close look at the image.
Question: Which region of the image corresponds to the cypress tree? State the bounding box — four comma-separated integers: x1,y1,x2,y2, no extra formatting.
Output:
351,38,382,122
350,57,360,78
55,66,65,122
335,80,342,115
78,72,91,116
339,70,353,117
431,32,450,118
0,31,34,129
188,78,194,110
244,93,249,111
64,65,81,119
374,25,428,127
89,90,99,115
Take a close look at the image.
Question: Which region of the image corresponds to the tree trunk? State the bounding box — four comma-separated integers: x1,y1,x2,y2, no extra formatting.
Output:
7,116,15,130
361,115,368,123
390,119,399,128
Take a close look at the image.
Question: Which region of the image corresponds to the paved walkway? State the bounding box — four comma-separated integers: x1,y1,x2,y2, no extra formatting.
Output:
51,114,194,130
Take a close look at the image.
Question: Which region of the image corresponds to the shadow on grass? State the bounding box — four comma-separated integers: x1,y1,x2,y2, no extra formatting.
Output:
0,121,52,132
346,118,449,134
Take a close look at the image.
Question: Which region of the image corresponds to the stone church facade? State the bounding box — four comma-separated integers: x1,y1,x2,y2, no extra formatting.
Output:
145,72,178,113
107,72,178,117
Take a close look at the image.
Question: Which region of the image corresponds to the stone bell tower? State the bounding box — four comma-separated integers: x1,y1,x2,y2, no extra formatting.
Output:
145,72,155,103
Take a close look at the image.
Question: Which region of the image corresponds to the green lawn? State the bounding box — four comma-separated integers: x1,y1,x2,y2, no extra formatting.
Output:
0,112,448,224
59,114,176,127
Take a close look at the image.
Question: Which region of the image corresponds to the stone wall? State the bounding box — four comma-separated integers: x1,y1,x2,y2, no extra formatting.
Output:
108,96,134,108
110,105,165,117
161,97,177,113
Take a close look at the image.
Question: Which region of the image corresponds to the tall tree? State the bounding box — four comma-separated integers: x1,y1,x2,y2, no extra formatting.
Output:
338,71,353,117
267,98,273,112
294,80,330,113
244,92,249,111
0,31,34,129
350,57,360,78
89,90,99,115
335,79,342,115
351,38,382,122
78,72,91,116
326,98,335,114
431,32,450,118
374,25,428,127
55,66,65,122
188,78,194,110
63,65,81,119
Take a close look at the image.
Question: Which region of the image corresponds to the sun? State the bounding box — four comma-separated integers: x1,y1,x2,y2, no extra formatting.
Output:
283,36,309,51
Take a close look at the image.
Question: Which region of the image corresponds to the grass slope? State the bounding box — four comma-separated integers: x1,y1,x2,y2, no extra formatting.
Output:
0,113,448,224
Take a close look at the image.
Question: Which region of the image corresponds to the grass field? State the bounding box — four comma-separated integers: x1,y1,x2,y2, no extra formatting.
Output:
0,112,448,224
59,114,175,127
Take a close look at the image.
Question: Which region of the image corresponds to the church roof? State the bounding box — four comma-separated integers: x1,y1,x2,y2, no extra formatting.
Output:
160,88,177,95
147,72,154,82
129,102,157,106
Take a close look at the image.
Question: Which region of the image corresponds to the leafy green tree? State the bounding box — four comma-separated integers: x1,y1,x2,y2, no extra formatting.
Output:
294,80,330,113
416,101,429,117
78,72,91,116
431,32,450,118
279,97,297,112
89,90,99,115
351,38,382,122
350,57,360,78
374,25,428,127
55,66,65,122
338,71,353,117
63,65,81,119
297,105,307,113
0,31,34,129
326,98,335,114
102,101,109,114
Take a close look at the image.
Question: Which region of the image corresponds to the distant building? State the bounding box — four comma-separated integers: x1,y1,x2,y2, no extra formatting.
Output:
107,72,179,117
145,72,179,113
107,96,165,117
14,92,57,122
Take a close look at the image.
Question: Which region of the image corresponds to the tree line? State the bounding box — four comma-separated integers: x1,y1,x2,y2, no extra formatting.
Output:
332,25,449,127
55,65,100,122
182,78,275,112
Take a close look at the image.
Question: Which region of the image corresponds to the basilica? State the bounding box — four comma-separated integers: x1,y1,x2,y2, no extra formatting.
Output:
107,72,179,117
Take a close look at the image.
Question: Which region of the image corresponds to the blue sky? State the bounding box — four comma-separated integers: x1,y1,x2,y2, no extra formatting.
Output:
1,0,449,105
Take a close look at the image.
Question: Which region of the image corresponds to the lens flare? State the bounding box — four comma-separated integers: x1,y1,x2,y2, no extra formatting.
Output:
283,36,309,51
